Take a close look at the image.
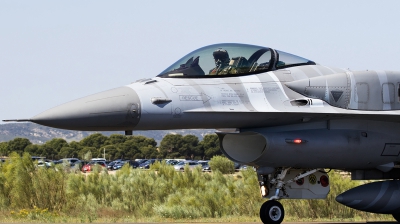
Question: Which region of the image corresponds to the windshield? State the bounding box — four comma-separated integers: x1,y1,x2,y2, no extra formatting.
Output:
275,50,313,69
158,43,315,78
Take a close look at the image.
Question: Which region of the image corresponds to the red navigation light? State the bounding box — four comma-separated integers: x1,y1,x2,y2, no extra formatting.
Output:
320,175,329,187
293,139,302,144
285,139,307,144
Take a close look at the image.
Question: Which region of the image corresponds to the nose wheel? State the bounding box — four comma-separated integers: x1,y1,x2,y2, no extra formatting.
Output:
260,200,285,224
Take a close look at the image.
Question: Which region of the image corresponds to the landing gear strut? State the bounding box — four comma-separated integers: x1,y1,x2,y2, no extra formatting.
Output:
260,200,284,224
258,167,322,224
259,168,289,224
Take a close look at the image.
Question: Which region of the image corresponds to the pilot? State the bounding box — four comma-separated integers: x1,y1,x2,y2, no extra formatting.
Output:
209,48,231,75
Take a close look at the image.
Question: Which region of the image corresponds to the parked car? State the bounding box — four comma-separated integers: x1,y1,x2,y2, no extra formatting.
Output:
165,159,179,165
138,159,161,169
135,159,148,165
173,160,200,171
198,160,211,172
197,160,209,166
107,161,116,170
82,161,106,172
91,158,106,162
59,158,81,167
31,156,46,162
128,160,140,169
121,160,140,169
53,160,63,165
112,161,124,170
112,160,140,170
238,165,256,171
106,159,121,170
37,159,53,168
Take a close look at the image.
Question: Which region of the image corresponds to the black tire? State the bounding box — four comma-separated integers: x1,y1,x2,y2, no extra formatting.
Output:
260,200,285,224
393,213,400,222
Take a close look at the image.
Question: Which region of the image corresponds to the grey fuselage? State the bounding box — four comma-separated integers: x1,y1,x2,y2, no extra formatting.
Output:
28,64,400,171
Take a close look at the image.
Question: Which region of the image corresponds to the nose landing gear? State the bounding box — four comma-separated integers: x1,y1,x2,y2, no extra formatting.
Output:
260,200,285,224
258,167,325,224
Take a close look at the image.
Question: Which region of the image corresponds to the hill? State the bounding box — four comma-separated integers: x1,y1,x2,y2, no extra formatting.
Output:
0,123,215,144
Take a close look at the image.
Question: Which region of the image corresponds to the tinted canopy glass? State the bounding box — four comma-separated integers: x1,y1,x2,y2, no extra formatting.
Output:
158,43,315,78
275,50,313,69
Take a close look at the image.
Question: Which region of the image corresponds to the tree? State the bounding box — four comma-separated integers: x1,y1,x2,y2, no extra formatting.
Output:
79,147,96,160
181,135,200,159
24,144,40,156
0,142,9,156
7,138,32,155
158,134,202,159
126,136,157,148
139,145,158,159
126,136,158,159
69,141,82,154
200,134,222,159
118,140,140,159
83,150,92,161
80,133,108,149
101,145,118,161
159,134,184,158
104,134,127,145
40,138,68,159
59,147,78,158
112,147,125,160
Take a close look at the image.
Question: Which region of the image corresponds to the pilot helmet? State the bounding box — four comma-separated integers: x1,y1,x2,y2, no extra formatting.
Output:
213,48,230,66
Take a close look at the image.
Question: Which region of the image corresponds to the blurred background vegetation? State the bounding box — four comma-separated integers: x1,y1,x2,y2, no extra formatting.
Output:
0,133,221,160
0,153,393,222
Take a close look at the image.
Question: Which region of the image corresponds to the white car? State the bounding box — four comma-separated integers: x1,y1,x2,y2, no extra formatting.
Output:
173,161,200,171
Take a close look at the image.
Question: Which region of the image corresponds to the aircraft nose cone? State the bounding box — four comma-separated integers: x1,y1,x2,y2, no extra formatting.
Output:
31,86,141,131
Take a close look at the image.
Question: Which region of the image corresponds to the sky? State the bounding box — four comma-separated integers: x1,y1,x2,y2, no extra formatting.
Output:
1,0,400,123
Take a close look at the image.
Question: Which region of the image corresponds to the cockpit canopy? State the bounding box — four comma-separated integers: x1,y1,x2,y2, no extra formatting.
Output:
158,43,315,78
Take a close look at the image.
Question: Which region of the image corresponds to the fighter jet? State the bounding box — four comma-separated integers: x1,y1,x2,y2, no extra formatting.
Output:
4,43,400,224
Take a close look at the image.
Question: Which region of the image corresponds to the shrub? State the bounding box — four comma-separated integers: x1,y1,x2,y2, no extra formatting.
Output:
209,156,234,174
0,153,67,211
0,154,394,222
